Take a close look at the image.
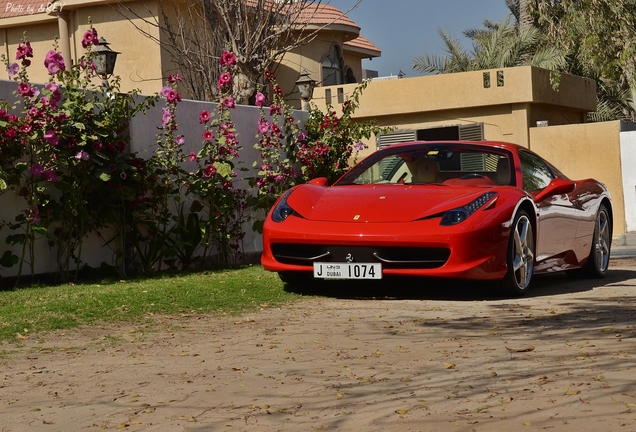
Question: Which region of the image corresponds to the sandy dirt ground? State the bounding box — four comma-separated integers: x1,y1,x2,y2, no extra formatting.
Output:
2,259,636,432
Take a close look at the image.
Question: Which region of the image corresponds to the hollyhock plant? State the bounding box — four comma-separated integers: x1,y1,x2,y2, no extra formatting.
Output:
43,170,57,182
44,129,59,146
30,163,43,176
203,130,214,141
17,82,31,96
255,92,266,107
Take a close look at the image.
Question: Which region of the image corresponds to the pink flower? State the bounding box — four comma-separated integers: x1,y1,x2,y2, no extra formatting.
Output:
204,164,216,178
203,130,214,141
120,171,127,180
258,118,270,134
217,73,232,89
189,152,196,162
93,141,103,151
255,92,266,107
30,163,43,176
44,50,65,74
6,63,18,77
168,73,182,83
166,89,181,103
15,42,33,60
199,110,210,124
82,28,98,49
17,82,31,96
222,96,235,109
75,151,90,161
220,50,236,67
43,170,57,182
175,135,185,146
44,129,59,146
160,86,172,97
354,142,366,151
27,205,40,224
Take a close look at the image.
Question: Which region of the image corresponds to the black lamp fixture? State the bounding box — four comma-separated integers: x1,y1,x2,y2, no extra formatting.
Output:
93,37,120,88
295,69,316,110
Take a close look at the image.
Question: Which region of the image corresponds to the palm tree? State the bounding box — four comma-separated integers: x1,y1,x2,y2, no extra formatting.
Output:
412,15,565,75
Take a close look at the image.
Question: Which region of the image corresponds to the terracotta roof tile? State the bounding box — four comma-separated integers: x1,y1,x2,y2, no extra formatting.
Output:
0,0,49,19
344,34,381,55
297,3,359,29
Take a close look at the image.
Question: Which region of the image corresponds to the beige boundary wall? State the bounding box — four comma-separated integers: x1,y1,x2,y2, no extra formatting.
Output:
530,121,630,236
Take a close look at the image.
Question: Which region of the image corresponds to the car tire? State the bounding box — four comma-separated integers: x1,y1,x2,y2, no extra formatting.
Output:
582,204,612,278
498,210,535,296
278,271,314,286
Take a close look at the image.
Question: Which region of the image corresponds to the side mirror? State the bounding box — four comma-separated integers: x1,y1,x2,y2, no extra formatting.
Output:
308,177,328,187
533,178,575,202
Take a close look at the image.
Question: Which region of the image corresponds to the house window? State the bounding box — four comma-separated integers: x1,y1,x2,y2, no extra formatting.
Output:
322,45,344,86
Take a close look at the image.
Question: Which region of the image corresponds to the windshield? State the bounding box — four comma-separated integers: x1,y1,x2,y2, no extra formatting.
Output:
336,144,515,187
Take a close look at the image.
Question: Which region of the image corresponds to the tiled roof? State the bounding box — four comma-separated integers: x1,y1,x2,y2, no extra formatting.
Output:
344,34,381,56
297,3,359,30
0,0,49,19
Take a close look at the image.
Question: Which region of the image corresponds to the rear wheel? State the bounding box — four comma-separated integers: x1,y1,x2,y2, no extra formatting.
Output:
498,210,535,296
582,204,611,278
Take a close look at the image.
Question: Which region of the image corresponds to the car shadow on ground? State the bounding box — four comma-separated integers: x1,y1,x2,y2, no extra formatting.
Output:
282,266,636,301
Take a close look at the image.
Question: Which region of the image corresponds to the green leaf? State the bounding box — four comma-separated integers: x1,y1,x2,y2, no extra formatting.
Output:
74,122,86,130
98,172,112,182
32,226,48,235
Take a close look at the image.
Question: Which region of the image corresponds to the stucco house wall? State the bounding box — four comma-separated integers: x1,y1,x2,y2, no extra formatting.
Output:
530,121,627,235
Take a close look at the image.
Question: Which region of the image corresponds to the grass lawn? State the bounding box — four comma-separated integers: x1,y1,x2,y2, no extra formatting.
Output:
0,265,303,343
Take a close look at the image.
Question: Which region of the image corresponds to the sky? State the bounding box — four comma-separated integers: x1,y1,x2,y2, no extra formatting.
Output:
328,0,512,78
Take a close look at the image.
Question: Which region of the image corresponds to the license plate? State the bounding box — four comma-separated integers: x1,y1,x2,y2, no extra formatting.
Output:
313,263,382,280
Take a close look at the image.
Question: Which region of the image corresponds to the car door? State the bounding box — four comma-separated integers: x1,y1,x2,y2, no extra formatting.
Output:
518,151,581,270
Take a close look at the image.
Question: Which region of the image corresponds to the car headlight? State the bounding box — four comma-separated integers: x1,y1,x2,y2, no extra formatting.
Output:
440,192,498,226
271,189,300,222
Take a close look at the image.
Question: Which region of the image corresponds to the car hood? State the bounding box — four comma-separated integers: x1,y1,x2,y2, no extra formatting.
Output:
287,184,497,223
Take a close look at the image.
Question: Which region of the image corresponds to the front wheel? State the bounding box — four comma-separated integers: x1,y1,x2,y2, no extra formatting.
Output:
498,210,535,296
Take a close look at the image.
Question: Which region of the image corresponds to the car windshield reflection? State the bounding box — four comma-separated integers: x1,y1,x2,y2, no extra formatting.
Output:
336,144,514,187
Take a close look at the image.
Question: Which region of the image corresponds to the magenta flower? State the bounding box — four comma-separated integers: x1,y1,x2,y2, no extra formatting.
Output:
17,82,31,96
27,205,40,224
175,135,185,146
15,41,33,60
264,69,275,81
43,170,57,182
222,96,235,109
160,86,172,97
45,81,58,92
189,152,196,162
220,50,236,67
166,90,181,103
217,73,232,89
82,28,98,49
199,110,210,124
255,92,266,107
168,73,182,83
30,163,43,176
93,141,103,151
120,172,127,180
203,130,214,141
44,129,59,146
204,164,216,178
258,118,270,134
6,63,19,77
44,50,65,74
161,106,173,127
75,151,90,161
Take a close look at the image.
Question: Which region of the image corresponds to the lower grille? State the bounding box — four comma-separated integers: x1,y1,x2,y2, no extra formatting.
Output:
271,244,450,269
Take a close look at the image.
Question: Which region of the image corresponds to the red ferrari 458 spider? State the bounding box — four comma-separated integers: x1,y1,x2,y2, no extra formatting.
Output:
261,141,612,295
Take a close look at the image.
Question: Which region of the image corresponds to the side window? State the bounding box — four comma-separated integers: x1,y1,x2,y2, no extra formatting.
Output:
518,151,554,191
322,45,344,86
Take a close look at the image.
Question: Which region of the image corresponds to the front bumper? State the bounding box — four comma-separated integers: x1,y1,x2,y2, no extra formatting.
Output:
261,214,511,281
